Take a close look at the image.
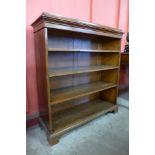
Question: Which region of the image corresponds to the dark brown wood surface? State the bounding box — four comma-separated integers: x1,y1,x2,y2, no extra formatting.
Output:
121,53,129,65
119,53,129,93
34,28,49,115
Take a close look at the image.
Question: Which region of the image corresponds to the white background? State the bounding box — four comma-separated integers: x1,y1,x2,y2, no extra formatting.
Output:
0,0,155,155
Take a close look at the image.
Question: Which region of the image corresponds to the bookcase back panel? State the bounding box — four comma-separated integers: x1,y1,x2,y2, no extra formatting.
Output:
48,52,101,68
49,69,118,90
51,87,117,115
48,30,121,50
50,87,118,114
51,93,99,114
50,72,101,90
48,52,119,69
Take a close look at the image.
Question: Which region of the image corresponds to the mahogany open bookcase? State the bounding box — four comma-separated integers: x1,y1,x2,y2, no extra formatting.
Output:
31,12,123,145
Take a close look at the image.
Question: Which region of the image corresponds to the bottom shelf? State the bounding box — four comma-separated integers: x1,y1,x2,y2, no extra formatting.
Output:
52,99,117,135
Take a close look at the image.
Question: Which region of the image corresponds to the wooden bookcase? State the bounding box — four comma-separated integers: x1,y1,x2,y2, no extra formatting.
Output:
31,12,123,145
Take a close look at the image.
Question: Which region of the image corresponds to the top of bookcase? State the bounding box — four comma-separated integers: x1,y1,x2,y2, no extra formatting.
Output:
31,12,123,38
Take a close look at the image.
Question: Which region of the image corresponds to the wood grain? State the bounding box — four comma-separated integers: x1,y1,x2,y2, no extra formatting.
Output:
49,65,119,77
48,48,120,53
52,99,117,134
31,12,123,38
50,81,117,105
34,28,49,114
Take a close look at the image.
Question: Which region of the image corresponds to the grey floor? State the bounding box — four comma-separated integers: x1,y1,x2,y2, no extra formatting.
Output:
27,94,129,155
119,91,129,100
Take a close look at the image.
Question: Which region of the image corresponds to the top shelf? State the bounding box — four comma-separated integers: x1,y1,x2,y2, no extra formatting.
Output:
48,48,120,53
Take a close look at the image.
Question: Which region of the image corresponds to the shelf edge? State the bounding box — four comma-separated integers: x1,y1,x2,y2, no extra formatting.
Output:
48,66,119,77
48,48,120,53
50,84,118,105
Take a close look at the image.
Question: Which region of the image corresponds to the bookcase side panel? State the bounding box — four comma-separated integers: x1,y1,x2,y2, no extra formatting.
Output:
100,87,118,104
34,28,49,123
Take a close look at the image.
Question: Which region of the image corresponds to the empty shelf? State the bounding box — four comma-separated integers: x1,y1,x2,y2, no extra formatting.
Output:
48,48,120,53
50,81,117,105
52,99,117,134
48,65,119,77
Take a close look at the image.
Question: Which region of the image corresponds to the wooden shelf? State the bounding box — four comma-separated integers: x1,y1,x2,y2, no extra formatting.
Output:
48,65,119,77
48,48,120,53
52,99,117,134
50,81,117,105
